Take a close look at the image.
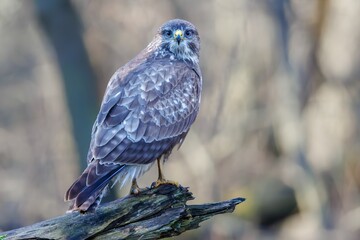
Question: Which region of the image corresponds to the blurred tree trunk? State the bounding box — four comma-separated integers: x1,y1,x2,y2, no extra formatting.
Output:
268,0,333,229
34,0,98,171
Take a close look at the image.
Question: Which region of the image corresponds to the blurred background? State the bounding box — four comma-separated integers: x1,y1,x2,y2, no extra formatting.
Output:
0,0,359,239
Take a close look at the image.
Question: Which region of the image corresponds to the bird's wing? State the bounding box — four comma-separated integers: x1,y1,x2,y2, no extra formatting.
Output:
88,60,201,165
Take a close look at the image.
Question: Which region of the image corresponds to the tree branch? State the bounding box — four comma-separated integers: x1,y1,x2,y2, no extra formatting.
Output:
2,184,245,239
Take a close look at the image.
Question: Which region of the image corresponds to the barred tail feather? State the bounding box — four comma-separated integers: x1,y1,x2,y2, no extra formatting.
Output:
65,160,154,212
64,160,125,212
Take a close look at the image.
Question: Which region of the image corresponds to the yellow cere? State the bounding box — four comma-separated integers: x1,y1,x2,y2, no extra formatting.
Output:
174,29,184,38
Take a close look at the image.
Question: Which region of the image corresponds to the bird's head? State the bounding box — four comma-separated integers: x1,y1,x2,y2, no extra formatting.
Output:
151,19,200,63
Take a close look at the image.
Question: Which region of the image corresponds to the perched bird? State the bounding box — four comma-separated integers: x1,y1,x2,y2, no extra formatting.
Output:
64,19,202,212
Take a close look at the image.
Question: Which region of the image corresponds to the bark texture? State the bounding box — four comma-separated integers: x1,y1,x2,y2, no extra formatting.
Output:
2,184,245,240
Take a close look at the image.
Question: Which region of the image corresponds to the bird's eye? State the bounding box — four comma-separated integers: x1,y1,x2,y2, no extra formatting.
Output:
185,30,193,38
162,30,172,38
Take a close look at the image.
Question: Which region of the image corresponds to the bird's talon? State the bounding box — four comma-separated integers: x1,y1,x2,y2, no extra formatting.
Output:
130,179,147,195
130,186,148,195
152,179,179,188
130,188,139,195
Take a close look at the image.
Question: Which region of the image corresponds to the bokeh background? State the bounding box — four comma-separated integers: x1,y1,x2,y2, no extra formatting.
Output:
1,0,360,239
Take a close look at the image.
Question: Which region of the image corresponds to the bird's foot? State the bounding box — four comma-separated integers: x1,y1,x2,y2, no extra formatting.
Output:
130,185,148,195
129,179,147,195
152,158,179,188
151,178,179,188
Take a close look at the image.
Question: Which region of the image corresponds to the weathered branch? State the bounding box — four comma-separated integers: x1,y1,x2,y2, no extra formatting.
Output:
1,184,245,239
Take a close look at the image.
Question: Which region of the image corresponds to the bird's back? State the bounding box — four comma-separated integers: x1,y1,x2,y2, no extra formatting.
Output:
89,55,202,165
65,19,202,212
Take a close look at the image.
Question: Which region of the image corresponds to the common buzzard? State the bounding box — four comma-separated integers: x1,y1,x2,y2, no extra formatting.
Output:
65,19,202,212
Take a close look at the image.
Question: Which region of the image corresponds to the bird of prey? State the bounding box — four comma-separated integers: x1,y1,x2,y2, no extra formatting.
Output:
64,19,202,212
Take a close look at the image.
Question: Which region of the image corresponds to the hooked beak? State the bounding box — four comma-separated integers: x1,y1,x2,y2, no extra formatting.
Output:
174,29,183,44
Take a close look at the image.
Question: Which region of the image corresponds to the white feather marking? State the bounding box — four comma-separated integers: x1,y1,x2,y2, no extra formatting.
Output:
110,163,154,190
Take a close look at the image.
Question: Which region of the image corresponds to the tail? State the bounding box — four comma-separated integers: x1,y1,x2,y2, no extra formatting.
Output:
64,159,125,212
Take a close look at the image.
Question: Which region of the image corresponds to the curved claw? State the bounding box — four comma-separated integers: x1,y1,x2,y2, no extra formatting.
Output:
151,157,179,188
151,179,179,188
130,178,147,195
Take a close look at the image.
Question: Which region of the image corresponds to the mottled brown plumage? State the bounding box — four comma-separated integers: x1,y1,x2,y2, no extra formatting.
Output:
65,19,202,212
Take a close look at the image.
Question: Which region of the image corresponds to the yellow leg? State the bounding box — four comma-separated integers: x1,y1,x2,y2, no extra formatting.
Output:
153,158,179,188
129,178,146,195
157,158,164,181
